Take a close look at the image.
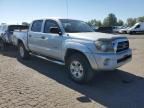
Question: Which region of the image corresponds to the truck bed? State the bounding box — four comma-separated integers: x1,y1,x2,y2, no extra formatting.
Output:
12,30,28,46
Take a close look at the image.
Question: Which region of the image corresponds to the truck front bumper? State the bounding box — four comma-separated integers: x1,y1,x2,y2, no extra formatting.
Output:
87,49,132,71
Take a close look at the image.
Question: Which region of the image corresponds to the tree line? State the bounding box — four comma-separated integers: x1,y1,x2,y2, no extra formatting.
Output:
87,13,144,27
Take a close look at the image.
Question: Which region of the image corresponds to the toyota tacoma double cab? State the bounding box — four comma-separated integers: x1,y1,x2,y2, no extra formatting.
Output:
13,18,132,83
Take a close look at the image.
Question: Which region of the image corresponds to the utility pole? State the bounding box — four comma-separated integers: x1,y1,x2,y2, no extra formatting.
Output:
66,0,69,19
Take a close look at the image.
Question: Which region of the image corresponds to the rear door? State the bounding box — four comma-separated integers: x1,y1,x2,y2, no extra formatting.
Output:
28,20,45,54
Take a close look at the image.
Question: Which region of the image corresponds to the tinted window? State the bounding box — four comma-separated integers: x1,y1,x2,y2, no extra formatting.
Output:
44,20,59,33
8,25,28,32
31,20,43,32
135,25,140,29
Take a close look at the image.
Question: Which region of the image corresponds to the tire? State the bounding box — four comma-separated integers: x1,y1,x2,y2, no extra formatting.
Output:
0,39,6,51
66,53,95,83
18,43,29,59
129,31,136,35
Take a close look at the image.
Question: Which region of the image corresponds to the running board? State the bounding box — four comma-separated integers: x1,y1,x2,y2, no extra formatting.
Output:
30,53,65,65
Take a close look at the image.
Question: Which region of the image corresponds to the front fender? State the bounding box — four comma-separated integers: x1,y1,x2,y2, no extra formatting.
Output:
62,41,93,60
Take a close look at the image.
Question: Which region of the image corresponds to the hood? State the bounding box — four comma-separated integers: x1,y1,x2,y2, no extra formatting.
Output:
68,32,125,41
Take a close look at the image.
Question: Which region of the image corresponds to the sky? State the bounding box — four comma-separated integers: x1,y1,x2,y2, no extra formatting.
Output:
0,0,144,24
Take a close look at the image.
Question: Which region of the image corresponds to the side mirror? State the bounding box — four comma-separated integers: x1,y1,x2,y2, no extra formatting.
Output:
50,27,62,35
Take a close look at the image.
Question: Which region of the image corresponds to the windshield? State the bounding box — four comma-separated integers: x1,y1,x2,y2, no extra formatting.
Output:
60,19,94,33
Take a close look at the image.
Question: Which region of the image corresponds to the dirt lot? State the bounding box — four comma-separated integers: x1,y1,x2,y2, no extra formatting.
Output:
0,35,144,108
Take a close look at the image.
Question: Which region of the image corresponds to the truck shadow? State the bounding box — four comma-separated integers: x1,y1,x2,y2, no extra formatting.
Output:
18,56,144,108
1,48,144,108
0,46,18,58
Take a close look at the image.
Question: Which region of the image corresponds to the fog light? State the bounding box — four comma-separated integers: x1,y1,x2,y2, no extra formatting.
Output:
104,59,110,66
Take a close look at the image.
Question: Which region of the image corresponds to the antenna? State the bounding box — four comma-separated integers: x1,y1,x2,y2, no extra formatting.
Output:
66,0,69,19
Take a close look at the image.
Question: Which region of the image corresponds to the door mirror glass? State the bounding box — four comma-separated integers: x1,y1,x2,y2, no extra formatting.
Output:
50,27,62,35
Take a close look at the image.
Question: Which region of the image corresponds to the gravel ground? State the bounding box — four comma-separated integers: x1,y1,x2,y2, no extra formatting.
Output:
0,35,144,108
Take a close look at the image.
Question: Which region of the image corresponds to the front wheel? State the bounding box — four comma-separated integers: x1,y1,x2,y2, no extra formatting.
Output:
18,43,30,59
67,53,95,83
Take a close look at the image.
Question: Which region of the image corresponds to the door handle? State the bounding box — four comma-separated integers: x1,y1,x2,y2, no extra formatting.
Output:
41,36,46,39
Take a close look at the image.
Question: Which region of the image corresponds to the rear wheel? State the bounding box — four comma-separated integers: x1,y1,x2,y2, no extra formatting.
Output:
18,43,30,59
66,53,95,83
0,39,6,51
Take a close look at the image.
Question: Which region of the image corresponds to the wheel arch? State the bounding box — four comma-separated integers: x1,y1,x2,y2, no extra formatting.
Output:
64,48,90,65
17,39,29,50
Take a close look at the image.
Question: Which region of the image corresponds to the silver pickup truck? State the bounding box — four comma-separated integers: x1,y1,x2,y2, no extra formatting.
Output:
13,18,132,83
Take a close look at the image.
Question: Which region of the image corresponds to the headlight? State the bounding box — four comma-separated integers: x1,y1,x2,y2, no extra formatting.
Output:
95,39,114,53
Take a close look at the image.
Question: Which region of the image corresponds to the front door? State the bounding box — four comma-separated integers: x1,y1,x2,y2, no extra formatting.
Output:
39,20,63,60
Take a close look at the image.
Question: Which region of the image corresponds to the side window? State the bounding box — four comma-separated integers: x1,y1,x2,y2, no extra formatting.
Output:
31,20,43,32
135,25,140,29
44,20,60,33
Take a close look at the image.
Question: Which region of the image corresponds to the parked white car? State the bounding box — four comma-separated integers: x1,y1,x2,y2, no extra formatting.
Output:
112,26,123,33
127,22,144,34
118,27,130,34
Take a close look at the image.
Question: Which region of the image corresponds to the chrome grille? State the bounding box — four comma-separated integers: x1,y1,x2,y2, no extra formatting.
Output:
116,41,129,53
